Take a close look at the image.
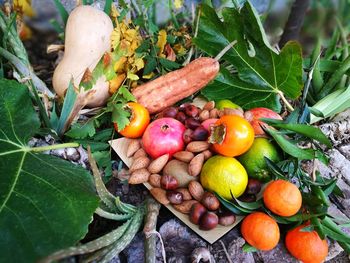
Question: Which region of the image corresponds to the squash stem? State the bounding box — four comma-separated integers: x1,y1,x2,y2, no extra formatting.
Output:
30,142,80,153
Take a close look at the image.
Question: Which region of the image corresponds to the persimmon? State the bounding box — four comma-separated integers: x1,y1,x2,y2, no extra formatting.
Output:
285,224,328,263
263,179,302,217
115,102,150,138
209,115,254,157
241,212,280,250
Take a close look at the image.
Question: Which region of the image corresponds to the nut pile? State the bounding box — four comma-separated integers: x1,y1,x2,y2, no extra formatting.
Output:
126,101,243,230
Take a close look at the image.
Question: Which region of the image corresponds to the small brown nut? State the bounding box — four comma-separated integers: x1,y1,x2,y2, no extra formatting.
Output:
186,141,210,153
189,203,207,225
201,192,220,211
245,178,262,195
150,188,169,205
173,151,195,163
149,173,161,188
199,110,210,121
166,191,183,205
128,168,150,184
130,156,150,172
218,211,236,226
239,194,256,203
209,108,219,119
160,175,178,190
148,154,169,174
188,181,204,201
133,148,147,158
199,212,218,230
202,150,212,160
177,188,192,200
127,139,141,157
223,107,244,117
188,153,205,176
217,109,225,118
173,200,198,214
203,101,215,111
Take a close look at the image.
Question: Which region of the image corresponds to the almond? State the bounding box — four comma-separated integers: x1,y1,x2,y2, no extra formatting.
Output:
127,139,141,158
188,180,205,201
133,148,147,158
188,153,204,176
150,188,169,205
202,150,213,160
130,156,150,172
199,109,210,121
173,200,198,214
149,173,161,188
217,109,225,118
224,107,244,117
173,151,194,163
209,108,219,119
186,141,210,153
203,101,215,111
128,168,150,184
177,188,193,201
148,154,170,174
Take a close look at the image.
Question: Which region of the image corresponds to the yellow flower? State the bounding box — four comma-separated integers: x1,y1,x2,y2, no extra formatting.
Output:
111,25,121,50
114,57,127,72
143,72,155,79
173,43,186,56
127,72,139,80
157,29,167,55
174,0,184,9
14,0,35,17
134,57,145,71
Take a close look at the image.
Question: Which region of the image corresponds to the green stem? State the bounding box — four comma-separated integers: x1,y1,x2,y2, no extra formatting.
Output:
277,91,294,111
30,143,79,153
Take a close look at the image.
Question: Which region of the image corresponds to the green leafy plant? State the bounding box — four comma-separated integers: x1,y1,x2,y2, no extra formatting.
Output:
193,2,303,112
0,79,99,262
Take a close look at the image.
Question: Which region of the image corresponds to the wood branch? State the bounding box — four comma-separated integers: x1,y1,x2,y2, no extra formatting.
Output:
279,0,311,48
143,197,161,263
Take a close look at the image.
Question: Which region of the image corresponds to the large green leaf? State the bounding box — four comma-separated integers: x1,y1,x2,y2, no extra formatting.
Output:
0,79,99,263
193,3,303,112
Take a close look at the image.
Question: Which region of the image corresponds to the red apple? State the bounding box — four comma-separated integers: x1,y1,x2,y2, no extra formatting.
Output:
142,117,186,159
244,108,282,136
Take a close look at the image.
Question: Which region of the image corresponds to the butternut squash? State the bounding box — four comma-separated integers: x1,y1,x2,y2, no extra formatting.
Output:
52,5,113,107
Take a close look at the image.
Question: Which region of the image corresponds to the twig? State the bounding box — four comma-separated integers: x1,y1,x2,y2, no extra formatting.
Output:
279,0,311,48
277,90,294,112
143,197,164,263
219,241,233,263
183,5,200,66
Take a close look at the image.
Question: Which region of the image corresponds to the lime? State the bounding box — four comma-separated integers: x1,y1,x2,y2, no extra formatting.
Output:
200,155,248,199
238,138,281,182
216,99,241,110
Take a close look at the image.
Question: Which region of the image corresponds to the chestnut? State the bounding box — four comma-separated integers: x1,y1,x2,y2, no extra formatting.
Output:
176,111,187,123
163,107,178,118
166,191,183,205
201,192,220,211
185,118,201,130
218,211,236,226
183,129,193,144
189,203,207,225
191,126,209,141
160,175,178,190
239,194,256,203
185,105,199,117
245,178,262,195
199,212,218,230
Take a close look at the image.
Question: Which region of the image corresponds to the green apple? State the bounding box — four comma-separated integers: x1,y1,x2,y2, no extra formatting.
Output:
216,99,241,110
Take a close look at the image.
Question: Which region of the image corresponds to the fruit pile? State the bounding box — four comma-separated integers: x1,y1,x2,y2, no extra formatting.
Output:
118,99,329,262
